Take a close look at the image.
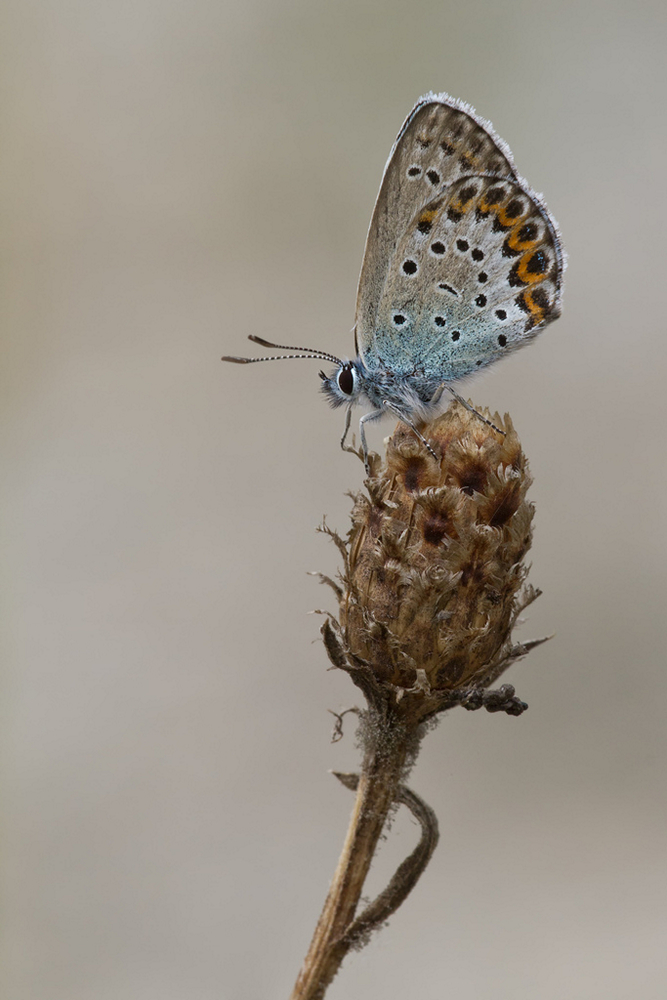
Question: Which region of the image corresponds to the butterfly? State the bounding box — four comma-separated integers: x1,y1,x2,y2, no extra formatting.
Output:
223,92,564,472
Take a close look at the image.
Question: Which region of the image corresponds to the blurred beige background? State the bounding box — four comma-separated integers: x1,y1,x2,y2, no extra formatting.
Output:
2,1,666,997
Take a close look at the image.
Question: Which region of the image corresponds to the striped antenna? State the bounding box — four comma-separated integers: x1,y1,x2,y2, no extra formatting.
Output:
222,334,342,366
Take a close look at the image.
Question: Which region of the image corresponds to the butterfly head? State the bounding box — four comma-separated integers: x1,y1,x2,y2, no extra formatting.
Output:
319,360,364,410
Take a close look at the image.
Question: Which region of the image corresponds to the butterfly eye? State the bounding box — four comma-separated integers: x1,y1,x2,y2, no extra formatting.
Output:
337,365,355,395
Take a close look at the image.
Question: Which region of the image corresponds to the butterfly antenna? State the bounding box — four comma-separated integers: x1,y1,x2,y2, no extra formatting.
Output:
221,335,343,366
248,335,342,364
222,352,336,364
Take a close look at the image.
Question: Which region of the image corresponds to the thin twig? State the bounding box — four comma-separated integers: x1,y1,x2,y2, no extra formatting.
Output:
333,772,439,949
289,716,415,1000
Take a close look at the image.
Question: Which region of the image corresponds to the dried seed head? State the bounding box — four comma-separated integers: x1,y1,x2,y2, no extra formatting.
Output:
326,401,541,725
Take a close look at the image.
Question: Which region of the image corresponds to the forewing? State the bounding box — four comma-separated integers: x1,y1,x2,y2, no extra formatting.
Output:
372,174,564,380
354,93,518,360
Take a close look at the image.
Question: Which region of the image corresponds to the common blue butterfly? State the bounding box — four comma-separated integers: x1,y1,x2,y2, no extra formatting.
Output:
223,93,564,472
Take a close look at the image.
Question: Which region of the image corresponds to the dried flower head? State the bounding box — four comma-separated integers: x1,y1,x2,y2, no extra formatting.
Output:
322,401,545,726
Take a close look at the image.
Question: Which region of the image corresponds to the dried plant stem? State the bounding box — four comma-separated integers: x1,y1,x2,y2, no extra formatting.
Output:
335,771,439,950
289,714,415,1000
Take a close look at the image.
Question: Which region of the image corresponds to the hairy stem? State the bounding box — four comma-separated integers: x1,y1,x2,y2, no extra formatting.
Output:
289,715,415,1000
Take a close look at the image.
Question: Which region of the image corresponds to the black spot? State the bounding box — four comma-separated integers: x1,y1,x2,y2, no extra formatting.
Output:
434,315,446,326
507,262,525,287
525,250,547,274
447,208,463,222
393,313,406,325
417,136,432,148
459,184,477,204
501,237,521,258
440,141,454,156
431,241,445,254
402,259,418,275
498,334,507,347
459,154,472,171
426,169,440,185
505,198,524,219
487,159,504,173
471,248,484,261
531,287,550,308
495,309,507,320
515,287,551,328
478,272,488,283
451,330,460,341
438,283,458,296
407,166,421,177
475,294,487,307
476,359,483,366
486,187,505,205
456,239,469,252
518,222,538,242
338,365,354,394
417,218,433,234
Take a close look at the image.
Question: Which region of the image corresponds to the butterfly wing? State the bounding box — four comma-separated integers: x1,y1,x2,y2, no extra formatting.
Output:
354,93,519,362
372,173,564,381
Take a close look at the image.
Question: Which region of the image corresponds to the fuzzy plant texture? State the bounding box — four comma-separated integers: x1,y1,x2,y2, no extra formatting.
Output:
321,400,546,728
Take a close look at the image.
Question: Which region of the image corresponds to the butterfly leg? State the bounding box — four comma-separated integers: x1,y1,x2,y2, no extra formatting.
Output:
358,408,385,475
383,401,439,463
340,406,353,451
340,407,366,464
442,386,506,437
